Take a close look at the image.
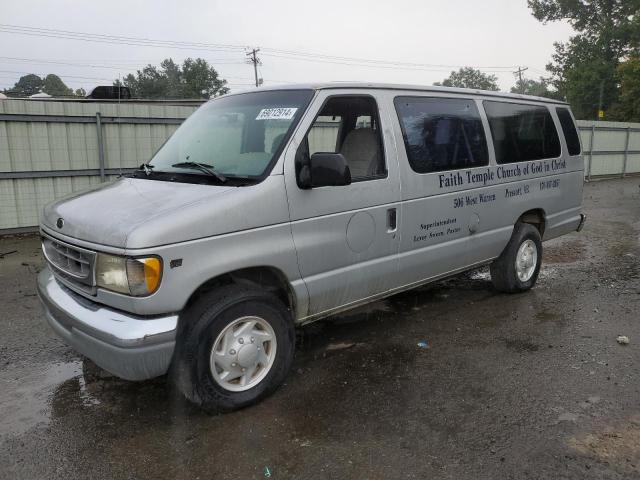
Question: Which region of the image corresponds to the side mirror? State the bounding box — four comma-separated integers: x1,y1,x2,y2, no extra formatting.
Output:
306,153,351,188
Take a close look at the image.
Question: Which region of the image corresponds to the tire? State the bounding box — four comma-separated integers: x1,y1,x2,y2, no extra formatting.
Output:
171,285,295,413
490,223,542,293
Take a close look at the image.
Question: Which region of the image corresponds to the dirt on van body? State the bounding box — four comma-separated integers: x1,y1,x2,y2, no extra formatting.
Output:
0,177,639,480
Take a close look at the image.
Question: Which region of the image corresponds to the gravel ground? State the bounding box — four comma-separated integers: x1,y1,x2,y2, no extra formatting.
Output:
0,177,639,480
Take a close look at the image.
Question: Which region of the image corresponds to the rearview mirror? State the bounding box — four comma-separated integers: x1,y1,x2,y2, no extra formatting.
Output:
303,153,351,188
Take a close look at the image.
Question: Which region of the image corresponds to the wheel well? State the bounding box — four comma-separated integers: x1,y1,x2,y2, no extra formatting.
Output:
518,209,546,236
184,267,296,316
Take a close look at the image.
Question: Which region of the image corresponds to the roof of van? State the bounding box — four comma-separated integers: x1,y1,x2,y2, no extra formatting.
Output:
231,82,569,105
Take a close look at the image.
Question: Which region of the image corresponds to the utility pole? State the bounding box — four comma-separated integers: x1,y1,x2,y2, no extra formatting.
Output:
597,80,605,120
246,48,261,87
513,66,529,94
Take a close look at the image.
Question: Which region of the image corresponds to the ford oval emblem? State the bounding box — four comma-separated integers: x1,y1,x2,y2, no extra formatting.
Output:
56,218,64,229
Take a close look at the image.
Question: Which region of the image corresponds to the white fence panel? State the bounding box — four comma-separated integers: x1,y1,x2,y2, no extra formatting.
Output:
1,99,639,233
577,120,640,178
0,98,200,232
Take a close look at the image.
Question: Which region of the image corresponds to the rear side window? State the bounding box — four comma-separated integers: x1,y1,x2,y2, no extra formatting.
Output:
484,101,560,164
556,107,581,156
394,97,489,174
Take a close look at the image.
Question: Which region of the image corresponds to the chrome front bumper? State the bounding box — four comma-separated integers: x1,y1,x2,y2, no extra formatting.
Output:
37,267,178,381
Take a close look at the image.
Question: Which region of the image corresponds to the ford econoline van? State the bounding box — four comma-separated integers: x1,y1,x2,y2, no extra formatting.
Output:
37,83,585,411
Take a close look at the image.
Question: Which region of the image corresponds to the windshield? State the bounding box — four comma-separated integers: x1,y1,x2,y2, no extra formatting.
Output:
149,89,314,179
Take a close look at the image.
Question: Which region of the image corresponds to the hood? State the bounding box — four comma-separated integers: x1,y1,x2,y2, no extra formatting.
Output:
42,178,235,247
42,175,290,249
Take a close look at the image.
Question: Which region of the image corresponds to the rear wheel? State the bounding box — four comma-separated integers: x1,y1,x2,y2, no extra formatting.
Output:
490,223,542,293
172,285,295,413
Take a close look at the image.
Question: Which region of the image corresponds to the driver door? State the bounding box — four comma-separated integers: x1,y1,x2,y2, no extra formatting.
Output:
283,90,401,318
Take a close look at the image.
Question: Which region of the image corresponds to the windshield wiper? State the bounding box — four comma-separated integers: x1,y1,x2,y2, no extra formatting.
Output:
171,162,227,183
139,163,155,176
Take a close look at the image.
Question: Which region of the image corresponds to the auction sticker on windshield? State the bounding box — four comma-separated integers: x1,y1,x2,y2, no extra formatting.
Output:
256,108,298,120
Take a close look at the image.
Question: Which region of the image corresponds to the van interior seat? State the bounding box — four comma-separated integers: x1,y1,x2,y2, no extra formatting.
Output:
339,128,381,178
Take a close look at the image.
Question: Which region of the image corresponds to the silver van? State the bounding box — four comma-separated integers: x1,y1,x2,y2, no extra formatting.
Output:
37,83,586,411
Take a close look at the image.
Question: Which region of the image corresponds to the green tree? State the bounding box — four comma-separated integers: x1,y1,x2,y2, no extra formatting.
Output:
510,76,561,99
528,0,640,120
609,57,640,121
119,57,229,99
5,74,44,97
434,67,500,91
74,88,87,97
161,58,183,96
5,73,75,97
181,58,228,98
121,65,167,99
42,74,73,96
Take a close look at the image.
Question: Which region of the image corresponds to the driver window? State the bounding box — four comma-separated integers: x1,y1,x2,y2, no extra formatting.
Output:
300,96,386,181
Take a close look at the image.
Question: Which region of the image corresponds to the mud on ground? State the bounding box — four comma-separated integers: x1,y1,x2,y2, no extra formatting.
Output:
0,178,639,479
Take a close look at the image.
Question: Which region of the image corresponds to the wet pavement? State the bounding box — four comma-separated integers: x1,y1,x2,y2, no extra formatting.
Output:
1,177,639,479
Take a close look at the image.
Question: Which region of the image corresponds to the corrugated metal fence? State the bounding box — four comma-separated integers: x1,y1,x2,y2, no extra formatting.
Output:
577,120,640,179
0,99,199,232
0,100,639,233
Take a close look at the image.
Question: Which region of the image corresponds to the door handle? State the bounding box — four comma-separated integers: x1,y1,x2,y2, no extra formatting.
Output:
387,208,397,232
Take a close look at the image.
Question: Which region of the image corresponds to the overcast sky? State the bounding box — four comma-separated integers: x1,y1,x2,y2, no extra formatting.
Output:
0,0,574,94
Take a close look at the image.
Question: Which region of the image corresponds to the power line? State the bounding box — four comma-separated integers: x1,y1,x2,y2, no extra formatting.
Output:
0,23,520,73
0,56,143,71
0,24,246,52
528,67,549,77
261,52,515,72
261,49,517,70
0,56,246,69
1,51,513,78
0,27,243,55
1,23,541,92
0,69,113,81
0,63,289,89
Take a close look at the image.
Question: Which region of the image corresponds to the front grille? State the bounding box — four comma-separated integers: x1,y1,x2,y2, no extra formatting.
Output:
42,234,97,293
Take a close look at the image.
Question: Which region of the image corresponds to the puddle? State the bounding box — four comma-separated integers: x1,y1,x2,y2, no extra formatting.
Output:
325,342,358,351
0,360,88,437
469,269,491,281
467,264,561,282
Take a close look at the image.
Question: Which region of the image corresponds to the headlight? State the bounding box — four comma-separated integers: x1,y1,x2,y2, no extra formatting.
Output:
96,253,162,296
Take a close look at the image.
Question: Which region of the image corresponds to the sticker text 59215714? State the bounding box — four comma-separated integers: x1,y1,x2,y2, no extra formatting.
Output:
255,108,298,121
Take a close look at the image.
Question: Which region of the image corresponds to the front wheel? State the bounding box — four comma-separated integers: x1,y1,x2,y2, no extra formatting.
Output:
172,285,295,413
490,223,542,293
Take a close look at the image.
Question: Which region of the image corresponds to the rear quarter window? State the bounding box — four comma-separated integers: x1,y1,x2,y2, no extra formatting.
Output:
394,96,489,174
484,101,561,164
556,107,581,156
